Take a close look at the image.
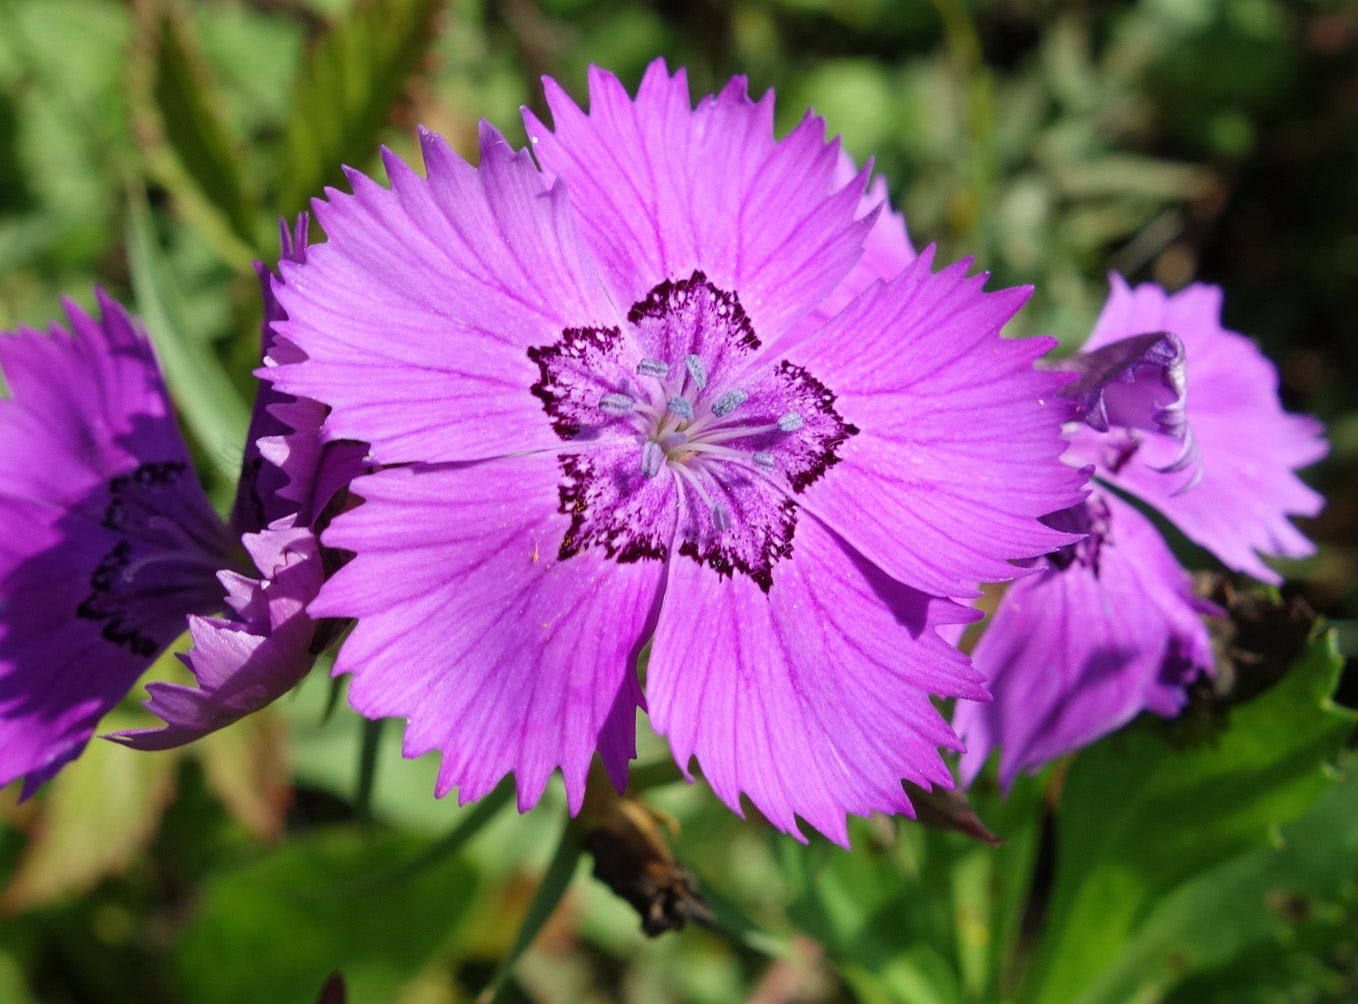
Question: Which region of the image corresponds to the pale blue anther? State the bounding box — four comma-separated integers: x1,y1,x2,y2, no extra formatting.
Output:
684,354,708,389
599,392,634,414
711,388,747,417
667,396,695,420
640,440,664,477
637,357,669,378
752,452,775,471
777,412,804,432
712,503,732,532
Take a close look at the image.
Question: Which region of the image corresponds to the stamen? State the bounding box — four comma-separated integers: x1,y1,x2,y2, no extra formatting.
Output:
637,357,669,378
599,392,634,415
640,440,664,477
777,412,804,432
667,396,695,420
711,503,731,533
684,354,708,390
711,388,747,417
670,461,715,510
752,451,775,471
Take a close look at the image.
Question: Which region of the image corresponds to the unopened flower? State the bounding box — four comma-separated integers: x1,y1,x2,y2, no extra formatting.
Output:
956,276,1326,785
1063,275,1326,583
271,61,1085,843
115,216,366,752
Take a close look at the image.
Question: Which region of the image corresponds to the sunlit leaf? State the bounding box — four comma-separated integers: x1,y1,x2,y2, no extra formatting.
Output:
124,185,251,486
1,710,179,912
1078,763,1358,1004
481,820,582,1004
193,710,292,841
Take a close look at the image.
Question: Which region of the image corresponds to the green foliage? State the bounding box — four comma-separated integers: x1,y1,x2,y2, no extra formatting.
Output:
1,709,178,913
1085,766,1358,1004
141,4,260,262
1022,630,1354,1004
175,825,477,1004
277,0,445,218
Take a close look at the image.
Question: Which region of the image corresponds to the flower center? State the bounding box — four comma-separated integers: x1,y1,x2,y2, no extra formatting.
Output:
528,272,857,591
75,461,246,654
596,350,806,527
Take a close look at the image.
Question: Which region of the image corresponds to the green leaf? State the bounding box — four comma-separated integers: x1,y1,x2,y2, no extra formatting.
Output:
1021,630,1353,1004
780,822,963,1004
176,825,477,1004
1078,762,1358,1004
138,3,260,264
276,0,444,217
125,185,251,485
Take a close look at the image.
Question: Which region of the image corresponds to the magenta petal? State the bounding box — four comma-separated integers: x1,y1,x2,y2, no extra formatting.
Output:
524,60,874,340
798,149,917,333
646,508,984,846
1066,275,1326,582
313,456,666,812
954,492,1217,788
0,293,235,790
0,290,190,501
790,249,1089,597
110,520,324,751
270,124,618,466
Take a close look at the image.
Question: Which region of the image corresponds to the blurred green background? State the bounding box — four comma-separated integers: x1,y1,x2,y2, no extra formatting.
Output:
0,0,1355,1002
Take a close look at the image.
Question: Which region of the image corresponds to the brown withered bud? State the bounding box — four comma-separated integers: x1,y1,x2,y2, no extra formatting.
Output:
578,773,715,937
903,781,1003,846
1171,574,1318,742
1199,573,1317,703
314,972,346,1004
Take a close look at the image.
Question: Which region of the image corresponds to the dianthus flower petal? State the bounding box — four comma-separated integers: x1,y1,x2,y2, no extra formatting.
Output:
110,520,324,750
646,506,984,846
954,492,1218,788
312,456,667,813
801,150,917,331
524,59,874,341
1065,276,1326,583
269,124,618,465
788,249,1089,597
0,293,236,791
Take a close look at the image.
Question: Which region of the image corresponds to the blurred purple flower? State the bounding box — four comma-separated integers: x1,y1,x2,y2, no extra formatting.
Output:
956,276,1325,786
269,60,1085,844
0,292,244,791
0,221,360,790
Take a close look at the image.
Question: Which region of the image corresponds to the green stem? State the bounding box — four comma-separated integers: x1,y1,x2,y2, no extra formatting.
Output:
353,717,386,822
308,779,514,901
479,819,583,1004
